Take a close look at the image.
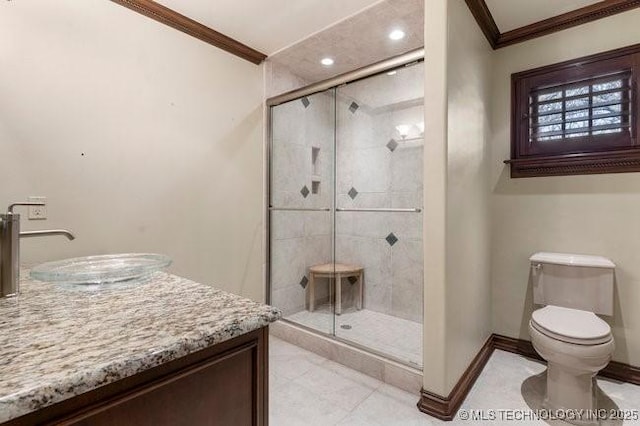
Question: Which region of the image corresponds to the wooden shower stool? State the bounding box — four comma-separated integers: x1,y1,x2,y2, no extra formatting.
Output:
308,263,364,315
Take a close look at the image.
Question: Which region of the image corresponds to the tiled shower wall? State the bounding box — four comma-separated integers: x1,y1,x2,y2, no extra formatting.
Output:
271,92,334,317
335,79,424,323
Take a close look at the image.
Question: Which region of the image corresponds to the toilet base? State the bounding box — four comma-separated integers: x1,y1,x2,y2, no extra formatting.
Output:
544,363,599,425
528,320,615,425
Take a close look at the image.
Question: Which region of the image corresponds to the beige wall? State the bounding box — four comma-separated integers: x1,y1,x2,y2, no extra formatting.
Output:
423,0,448,396
423,0,493,395
490,10,640,366
0,0,265,301
444,0,493,393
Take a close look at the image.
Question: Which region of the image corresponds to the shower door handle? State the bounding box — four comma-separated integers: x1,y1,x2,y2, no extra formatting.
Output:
335,208,422,213
269,207,331,212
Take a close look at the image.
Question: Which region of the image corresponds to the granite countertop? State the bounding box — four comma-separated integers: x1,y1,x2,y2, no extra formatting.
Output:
0,271,281,423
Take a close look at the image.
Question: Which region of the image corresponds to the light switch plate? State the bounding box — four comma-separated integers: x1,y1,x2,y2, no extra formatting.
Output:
28,196,47,220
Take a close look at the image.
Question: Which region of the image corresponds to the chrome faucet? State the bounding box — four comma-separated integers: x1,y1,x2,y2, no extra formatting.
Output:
0,202,75,297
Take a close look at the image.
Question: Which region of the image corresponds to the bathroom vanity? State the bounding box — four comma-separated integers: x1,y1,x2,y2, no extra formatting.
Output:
0,272,281,425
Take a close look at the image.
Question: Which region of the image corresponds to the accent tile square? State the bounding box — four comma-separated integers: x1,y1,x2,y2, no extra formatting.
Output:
386,138,399,152
301,97,310,108
300,185,310,198
348,187,359,200
299,276,309,289
385,233,398,246
349,102,359,113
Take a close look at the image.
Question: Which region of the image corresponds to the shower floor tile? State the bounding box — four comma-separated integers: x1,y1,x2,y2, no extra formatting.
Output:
286,305,423,368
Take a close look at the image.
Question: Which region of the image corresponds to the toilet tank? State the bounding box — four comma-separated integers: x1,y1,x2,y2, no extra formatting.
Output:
530,252,615,316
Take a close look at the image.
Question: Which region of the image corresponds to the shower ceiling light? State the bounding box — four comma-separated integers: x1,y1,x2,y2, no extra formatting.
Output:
321,57,334,66
389,29,405,41
395,124,411,139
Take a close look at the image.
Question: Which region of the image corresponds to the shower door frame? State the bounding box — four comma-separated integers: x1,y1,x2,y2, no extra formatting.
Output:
265,48,425,369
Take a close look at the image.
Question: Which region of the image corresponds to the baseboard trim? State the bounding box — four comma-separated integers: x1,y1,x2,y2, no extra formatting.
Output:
417,335,494,420
418,333,639,421
491,334,541,360
492,334,640,386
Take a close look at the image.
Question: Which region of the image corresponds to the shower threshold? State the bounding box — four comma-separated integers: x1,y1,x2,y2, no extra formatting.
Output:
270,316,423,394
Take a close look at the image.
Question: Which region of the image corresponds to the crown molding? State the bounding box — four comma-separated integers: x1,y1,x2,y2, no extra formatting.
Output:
109,0,267,65
465,0,640,50
463,0,499,49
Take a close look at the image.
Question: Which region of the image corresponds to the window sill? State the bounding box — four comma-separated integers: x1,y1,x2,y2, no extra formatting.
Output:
504,149,640,178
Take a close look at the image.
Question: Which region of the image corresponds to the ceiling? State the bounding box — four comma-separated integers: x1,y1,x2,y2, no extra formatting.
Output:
484,0,603,33
269,0,423,84
155,0,383,55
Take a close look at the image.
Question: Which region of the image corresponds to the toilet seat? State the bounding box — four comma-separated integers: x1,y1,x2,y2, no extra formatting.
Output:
531,305,612,345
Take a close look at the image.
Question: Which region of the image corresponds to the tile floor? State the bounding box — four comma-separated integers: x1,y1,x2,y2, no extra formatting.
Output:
269,337,640,425
286,305,423,367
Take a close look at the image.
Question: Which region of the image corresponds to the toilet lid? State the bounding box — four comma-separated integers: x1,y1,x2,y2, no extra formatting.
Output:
531,306,612,345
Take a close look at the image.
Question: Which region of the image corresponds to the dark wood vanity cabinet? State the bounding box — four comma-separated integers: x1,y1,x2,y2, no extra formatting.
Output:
6,328,269,426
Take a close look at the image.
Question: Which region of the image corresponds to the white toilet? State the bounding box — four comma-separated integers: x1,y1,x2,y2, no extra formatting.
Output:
528,252,615,421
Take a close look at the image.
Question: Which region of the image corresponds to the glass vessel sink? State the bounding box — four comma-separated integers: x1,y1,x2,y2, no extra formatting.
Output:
30,253,172,284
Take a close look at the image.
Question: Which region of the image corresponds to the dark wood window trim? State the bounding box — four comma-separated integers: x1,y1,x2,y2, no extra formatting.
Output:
506,43,640,178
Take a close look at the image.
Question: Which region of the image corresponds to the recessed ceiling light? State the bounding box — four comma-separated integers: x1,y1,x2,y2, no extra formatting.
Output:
387,70,397,76
389,29,405,41
321,57,334,66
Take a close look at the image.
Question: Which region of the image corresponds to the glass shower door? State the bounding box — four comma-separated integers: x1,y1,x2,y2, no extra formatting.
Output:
334,62,424,368
268,61,424,369
269,88,336,336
